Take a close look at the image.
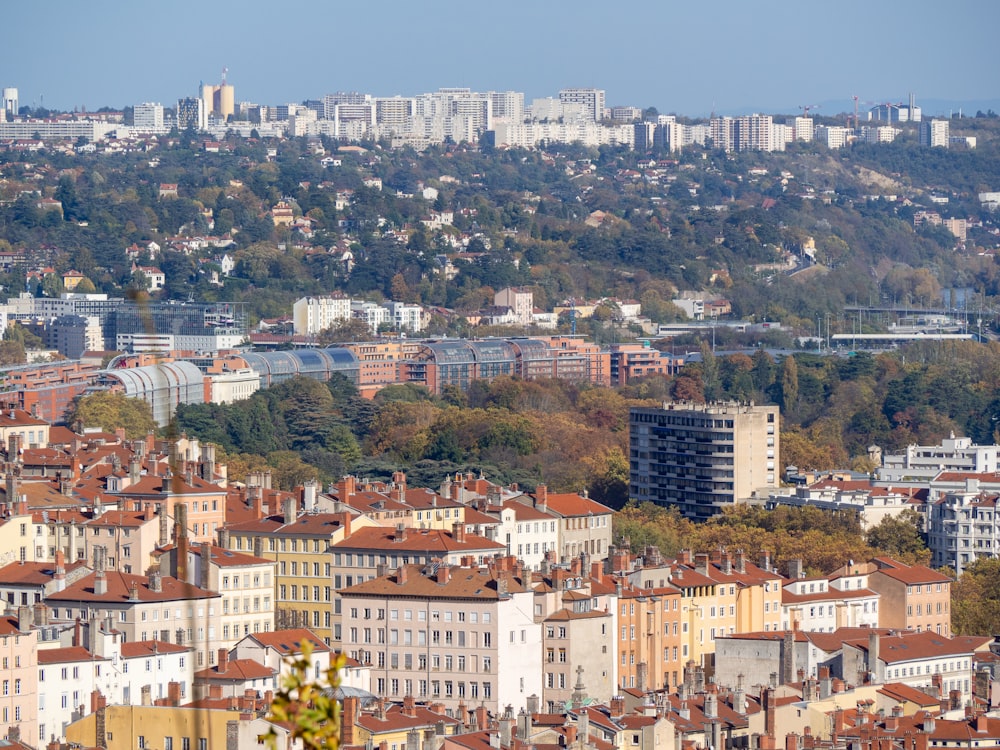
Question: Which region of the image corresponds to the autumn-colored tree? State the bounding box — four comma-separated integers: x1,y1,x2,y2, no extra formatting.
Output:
951,558,1000,636
613,501,695,558
68,391,157,439
865,509,930,565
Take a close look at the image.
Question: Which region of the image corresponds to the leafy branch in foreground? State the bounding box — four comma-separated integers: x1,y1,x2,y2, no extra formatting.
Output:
266,641,347,750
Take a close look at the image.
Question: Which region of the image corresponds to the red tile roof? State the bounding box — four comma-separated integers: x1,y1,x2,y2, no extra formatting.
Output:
46,572,217,604
120,640,190,657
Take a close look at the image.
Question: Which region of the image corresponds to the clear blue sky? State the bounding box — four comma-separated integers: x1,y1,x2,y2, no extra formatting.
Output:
3,0,997,117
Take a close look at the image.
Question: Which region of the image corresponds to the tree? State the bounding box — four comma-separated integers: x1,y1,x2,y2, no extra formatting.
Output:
68,392,157,438
951,558,1000,636
780,355,799,414
265,641,346,750
864,509,930,565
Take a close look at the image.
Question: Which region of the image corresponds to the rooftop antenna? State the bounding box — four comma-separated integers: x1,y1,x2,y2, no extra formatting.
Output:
222,66,228,86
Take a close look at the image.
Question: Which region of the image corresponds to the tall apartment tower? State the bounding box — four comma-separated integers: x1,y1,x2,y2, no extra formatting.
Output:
2,87,18,119
133,102,165,132
629,401,779,519
176,97,207,131
920,119,949,148
558,88,606,122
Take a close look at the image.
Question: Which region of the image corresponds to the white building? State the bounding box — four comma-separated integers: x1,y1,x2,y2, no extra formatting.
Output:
39,620,193,742
351,301,391,334
133,103,166,133
878,435,1000,483
176,97,207,132
292,295,353,336
793,116,814,141
920,119,950,148
558,88,606,122
494,287,533,326
815,126,853,149
927,481,1000,573
388,302,424,333
492,501,560,571
210,368,260,404
3,87,19,119
782,571,880,632
337,562,541,714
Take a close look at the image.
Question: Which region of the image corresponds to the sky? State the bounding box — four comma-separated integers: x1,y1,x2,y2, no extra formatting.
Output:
3,1,998,118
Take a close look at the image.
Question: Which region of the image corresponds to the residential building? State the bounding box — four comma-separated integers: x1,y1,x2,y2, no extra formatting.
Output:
229,627,332,685
342,695,461,750
865,557,953,635
44,557,221,668
0,615,38,742
540,576,615,711
338,560,540,714
514,485,614,561
877,435,1000,482
842,630,989,702
225,503,373,643
920,119,950,148
781,567,880,632
175,97,207,131
614,577,682,692
927,484,999,572
329,523,506,645
155,539,276,647
559,89,606,122
629,401,780,519
133,103,165,133
494,288,533,326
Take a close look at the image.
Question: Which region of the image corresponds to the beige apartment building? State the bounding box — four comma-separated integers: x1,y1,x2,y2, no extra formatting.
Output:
629,401,779,519
338,560,540,715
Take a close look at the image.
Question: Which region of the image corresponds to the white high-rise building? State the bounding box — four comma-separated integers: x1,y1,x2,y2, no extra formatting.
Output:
292,294,353,336
920,119,950,148
793,116,814,141
176,97,207,131
133,102,165,133
2,87,18,119
489,91,524,122
558,88,606,122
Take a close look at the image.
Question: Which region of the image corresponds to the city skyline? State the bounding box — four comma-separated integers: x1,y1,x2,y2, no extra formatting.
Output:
3,0,998,117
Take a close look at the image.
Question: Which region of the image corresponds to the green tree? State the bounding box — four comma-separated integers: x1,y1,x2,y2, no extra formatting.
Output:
68,391,157,438
864,509,930,565
780,355,799,414
951,558,1000,636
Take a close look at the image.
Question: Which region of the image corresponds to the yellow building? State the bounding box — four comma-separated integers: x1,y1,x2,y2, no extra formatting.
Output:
342,695,461,749
673,550,783,669
225,504,376,644
67,703,282,750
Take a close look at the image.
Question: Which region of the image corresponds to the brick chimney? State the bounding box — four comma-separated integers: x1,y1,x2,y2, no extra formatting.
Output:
397,565,408,585
340,695,361,745
535,484,548,511
452,521,466,543
610,695,625,716
200,542,211,589
403,694,416,717
167,681,181,706
437,565,451,585
218,648,229,672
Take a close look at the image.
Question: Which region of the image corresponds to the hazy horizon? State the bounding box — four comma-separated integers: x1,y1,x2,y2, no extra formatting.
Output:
4,0,997,118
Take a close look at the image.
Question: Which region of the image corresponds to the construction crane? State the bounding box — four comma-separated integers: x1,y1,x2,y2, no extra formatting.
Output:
799,104,821,117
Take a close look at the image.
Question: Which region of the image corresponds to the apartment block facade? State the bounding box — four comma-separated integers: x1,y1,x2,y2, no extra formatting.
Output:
629,401,779,519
